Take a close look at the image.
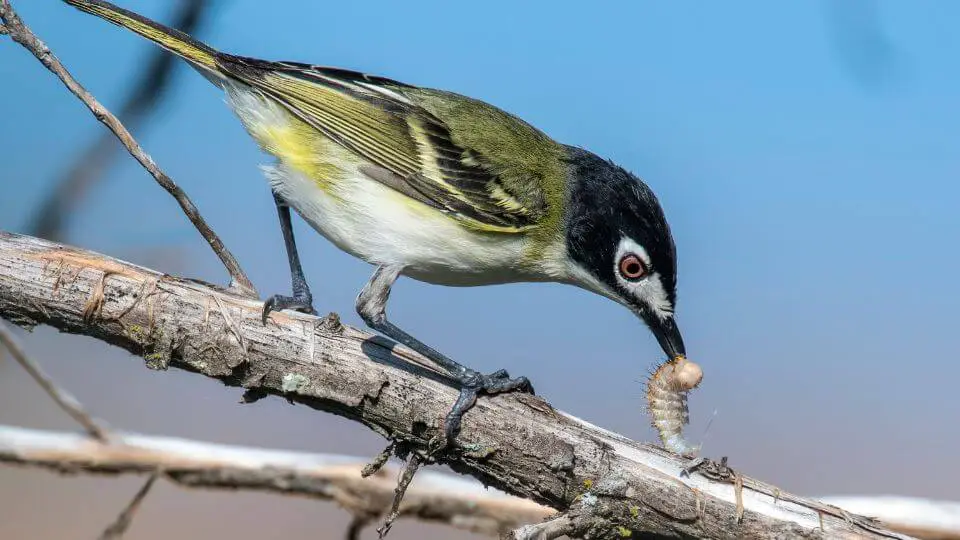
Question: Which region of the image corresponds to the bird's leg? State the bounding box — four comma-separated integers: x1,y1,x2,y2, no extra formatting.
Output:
356,265,534,445
262,192,317,324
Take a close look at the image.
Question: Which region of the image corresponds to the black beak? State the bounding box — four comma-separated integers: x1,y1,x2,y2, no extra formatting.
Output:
643,313,686,359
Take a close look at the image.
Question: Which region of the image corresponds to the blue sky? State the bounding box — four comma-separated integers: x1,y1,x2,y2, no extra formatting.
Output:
2,0,958,502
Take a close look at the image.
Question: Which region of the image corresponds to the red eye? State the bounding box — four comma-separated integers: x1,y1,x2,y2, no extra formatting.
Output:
619,254,648,280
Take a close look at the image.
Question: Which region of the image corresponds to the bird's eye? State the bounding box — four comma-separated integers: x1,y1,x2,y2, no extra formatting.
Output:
618,254,648,281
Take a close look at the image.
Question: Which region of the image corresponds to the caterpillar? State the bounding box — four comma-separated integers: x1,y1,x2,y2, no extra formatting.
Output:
646,356,703,456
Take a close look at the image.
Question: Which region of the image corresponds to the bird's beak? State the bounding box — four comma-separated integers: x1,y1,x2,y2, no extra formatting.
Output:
643,313,686,359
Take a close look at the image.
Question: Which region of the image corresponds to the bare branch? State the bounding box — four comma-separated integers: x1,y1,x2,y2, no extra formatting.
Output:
99,470,161,540
0,321,111,441
0,0,256,297
0,425,552,537
1,425,954,539
0,230,912,539
378,452,423,538
29,0,211,241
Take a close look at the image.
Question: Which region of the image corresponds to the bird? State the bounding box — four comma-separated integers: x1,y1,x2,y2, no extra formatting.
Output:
63,0,687,445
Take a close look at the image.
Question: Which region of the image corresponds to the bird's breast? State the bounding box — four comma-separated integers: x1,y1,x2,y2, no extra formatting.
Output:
267,161,541,286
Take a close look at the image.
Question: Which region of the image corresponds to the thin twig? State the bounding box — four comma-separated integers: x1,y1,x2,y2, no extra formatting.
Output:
0,0,256,297
29,0,210,241
98,470,161,540
378,453,423,538
362,441,395,478
0,321,111,441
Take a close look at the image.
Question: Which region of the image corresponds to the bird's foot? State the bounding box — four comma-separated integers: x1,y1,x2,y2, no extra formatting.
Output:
434,369,534,452
261,293,316,324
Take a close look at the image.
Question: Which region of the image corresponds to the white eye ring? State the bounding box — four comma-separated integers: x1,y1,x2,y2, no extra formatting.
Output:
614,237,652,281
611,236,674,320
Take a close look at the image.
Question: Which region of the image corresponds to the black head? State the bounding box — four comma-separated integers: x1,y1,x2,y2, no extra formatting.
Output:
563,146,685,359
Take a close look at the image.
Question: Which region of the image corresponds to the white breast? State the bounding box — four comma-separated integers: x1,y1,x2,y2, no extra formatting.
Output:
265,162,532,286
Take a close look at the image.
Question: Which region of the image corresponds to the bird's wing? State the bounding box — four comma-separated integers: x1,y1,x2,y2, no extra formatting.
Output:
216,55,565,233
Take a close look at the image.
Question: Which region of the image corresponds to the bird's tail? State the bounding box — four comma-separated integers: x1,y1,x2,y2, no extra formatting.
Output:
63,0,220,74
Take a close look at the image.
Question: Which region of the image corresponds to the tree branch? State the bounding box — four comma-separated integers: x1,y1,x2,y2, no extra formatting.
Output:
0,0,256,297
0,230,910,539
0,425,549,537
2,425,955,540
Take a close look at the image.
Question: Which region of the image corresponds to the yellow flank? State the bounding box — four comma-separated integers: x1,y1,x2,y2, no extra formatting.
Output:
261,73,421,175
248,109,345,191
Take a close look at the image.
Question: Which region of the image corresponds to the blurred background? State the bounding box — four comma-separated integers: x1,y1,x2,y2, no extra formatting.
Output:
1,1,958,538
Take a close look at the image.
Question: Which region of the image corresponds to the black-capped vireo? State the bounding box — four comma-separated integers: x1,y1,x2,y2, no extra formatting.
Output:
64,0,688,444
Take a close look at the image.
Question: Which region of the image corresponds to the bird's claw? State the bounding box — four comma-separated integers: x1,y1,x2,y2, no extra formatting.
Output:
464,369,534,395
261,293,316,324
435,369,533,452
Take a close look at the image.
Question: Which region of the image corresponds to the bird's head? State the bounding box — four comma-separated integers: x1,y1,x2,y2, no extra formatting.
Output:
562,146,685,360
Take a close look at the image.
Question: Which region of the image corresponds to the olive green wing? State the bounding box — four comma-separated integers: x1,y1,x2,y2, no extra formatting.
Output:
215,55,565,233
400,88,567,233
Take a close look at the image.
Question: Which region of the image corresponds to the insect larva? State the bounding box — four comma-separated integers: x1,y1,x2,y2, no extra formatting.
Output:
646,356,703,456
